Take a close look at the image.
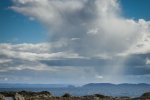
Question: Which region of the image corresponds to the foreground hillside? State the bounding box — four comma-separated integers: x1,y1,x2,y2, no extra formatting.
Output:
0,91,150,100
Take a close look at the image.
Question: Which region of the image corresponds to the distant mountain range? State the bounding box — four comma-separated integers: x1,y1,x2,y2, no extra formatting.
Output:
81,83,150,97
1,83,149,88
0,83,150,97
83,83,150,87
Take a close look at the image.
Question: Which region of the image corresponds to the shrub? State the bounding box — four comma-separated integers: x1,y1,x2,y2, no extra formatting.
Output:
62,93,72,97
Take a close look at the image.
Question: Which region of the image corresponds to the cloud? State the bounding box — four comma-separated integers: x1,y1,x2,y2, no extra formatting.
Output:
11,0,150,57
0,43,84,61
1,42,148,73
95,75,103,79
0,42,150,83
0,59,12,64
0,42,94,83
0,0,149,83
146,58,150,65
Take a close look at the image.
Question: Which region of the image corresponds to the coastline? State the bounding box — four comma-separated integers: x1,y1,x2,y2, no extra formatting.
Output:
0,91,150,100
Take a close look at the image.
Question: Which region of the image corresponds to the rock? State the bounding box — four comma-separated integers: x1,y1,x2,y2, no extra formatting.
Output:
136,92,150,100
0,91,150,100
0,91,15,97
14,93,25,100
62,93,72,97
0,94,8,100
94,94,106,98
18,90,52,99
141,92,150,98
37,91,52,98
115,96,131,100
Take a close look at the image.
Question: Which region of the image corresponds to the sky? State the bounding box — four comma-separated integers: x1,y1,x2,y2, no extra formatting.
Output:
0,0,150,84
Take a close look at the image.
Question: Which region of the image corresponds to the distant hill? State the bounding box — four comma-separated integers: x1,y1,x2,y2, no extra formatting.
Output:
81,83,150,97
83,83,150,87
83,83,115,87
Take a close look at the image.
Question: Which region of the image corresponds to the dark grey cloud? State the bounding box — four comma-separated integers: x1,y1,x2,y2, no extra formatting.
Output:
1,42,150,83
40,58,109,67
122,53,150,75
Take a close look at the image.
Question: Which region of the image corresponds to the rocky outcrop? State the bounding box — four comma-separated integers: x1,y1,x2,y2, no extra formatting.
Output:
0,94,8,100
16,91,52,100
115,96,131,100
141,92,150,99
62,93,72,97
0,91,150,100
14,93,25,100
0,91,51,100
133,92,150,100
0,91,15,97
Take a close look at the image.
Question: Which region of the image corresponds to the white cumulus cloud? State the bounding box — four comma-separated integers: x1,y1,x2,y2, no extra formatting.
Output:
11,0,150,58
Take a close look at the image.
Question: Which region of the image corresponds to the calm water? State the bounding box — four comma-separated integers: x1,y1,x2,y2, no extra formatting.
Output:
0,87,150,97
